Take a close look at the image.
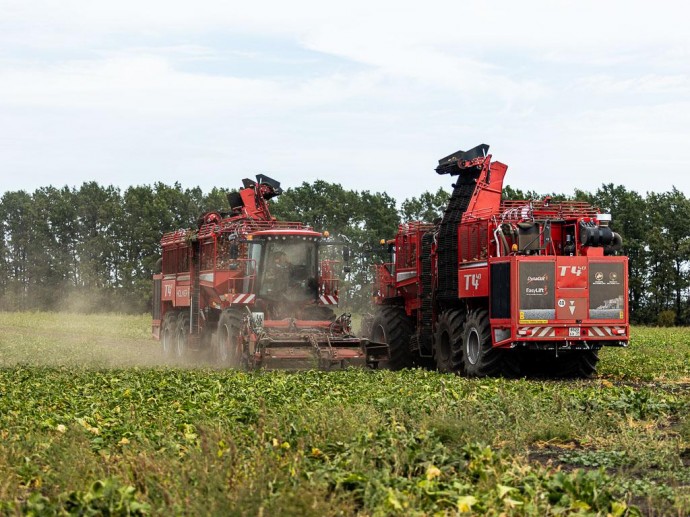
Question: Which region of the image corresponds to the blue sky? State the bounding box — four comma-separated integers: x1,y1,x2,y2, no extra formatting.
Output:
1,0,689,204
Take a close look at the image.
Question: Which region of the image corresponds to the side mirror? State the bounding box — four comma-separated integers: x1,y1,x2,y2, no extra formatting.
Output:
343,246,350,262
343,266,351,274
229,243,239,260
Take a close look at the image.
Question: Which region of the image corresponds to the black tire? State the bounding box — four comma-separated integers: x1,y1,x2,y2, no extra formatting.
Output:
461,308,505,377
174,312,190,360
161,311,178,358
434,310,465,373
217,309,244,368
575,350,600,378
370,306,413,370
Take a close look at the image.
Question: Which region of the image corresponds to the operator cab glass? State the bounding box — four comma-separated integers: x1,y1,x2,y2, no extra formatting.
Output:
257,237,319,302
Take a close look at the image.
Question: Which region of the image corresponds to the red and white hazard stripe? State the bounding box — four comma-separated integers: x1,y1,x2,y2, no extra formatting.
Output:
531,326,555,337
589,326,626,337
231,293,256,305
518,326,555,338
319,294,338,305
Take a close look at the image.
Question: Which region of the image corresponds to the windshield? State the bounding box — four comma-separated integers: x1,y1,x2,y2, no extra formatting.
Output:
259,238,319,302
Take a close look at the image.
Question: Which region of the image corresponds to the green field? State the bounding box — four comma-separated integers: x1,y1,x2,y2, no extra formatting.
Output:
0,313,688,515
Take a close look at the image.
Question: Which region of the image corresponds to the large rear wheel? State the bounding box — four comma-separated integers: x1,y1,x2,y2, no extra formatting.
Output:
434,310,465,373
573,350,600,378
461,308,505,377
370,306,413,370
161,311,178,358
217,309,244,368
174,313,190,360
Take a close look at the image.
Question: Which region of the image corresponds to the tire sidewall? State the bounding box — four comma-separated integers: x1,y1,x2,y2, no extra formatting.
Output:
370,318,387,344
464,325,481,367
371,306,413,370
218,320,231,364
434,315,454,372
462,311,489,377
175,315,189,358
161,313,177,357
217,311,243,367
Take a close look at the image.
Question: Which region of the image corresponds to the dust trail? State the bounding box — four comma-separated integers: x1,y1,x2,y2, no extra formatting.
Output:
0,310,204,369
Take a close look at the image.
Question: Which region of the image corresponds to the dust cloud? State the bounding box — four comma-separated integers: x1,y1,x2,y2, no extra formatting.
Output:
0,296,186,369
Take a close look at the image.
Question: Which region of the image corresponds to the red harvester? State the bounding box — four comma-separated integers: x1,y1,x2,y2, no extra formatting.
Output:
152,175,389,369
370,144,628,377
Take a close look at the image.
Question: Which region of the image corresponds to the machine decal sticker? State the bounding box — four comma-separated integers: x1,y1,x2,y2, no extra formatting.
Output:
519,262,556,320
589,262,625,319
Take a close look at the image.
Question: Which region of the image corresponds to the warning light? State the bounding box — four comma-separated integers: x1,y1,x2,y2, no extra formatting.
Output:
323,231,330,238
380,239,386,245
511,244,518,252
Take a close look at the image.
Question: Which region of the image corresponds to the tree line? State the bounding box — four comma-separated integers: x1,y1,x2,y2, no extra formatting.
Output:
0,180,686,325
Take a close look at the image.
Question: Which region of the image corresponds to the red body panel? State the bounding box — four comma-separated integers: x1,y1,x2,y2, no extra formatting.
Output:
458,264,489,298
486,255,628,348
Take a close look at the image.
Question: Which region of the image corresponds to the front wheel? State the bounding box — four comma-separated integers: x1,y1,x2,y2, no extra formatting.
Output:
370,306,413,370
461,308,505,377
174,313,190,360
217,309,245,368
434,310,465,373
161,311,178,358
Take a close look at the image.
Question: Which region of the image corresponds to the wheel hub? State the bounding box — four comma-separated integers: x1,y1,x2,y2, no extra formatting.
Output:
466,328,480,365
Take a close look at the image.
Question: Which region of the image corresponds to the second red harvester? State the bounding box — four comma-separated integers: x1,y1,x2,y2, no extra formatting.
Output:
370,144,628,377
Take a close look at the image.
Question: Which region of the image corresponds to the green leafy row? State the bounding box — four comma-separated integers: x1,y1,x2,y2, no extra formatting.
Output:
1,366,688,514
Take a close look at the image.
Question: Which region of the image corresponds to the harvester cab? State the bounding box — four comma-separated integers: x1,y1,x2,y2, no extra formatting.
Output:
246,228,323,320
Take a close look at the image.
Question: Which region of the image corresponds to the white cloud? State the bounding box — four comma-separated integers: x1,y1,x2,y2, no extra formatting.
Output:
1,0,690,202
0,54,384,114
576,74,689,95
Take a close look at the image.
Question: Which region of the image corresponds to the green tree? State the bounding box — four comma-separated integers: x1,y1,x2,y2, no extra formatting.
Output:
586,184,650,323
74,183,122,291
29,187,69,309
271,180,361,235
400,188,448,222
646,189,690,324
41,186,80,290
202,187,231,214
0,191,34,309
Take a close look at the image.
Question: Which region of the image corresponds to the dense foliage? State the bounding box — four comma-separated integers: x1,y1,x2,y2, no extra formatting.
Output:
0,180,688,323
0,312,689,515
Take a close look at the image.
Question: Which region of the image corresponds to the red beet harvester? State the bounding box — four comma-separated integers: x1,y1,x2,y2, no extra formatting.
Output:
370,144,628,377
152,175,389,370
